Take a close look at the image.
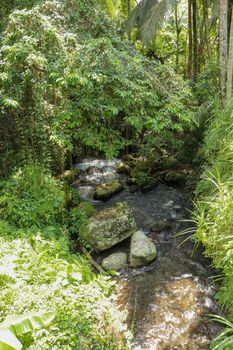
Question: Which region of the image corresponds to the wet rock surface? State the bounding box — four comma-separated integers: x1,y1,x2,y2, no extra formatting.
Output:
79,205,136,252
102,252,128,271
74,159,222,350
130,231,157,267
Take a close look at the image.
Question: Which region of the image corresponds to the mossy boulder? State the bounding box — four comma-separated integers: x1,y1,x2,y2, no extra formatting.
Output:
94,180,123,200
164,171,185,184
102,252,128,271
160,156,178,170
60,169,80,184
130,171,158,192
130,231,157,267
79,204,136,252
116,162,131,175
71,202,97,219
130,155,158,176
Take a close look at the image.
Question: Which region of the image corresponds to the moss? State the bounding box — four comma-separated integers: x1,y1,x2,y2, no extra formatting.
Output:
116,162,131,175
78,205,136,251
72,202,97,218
130,171,158,191
60,169,80,184
160,156,178,170
164,171,185,183
94,180,123,200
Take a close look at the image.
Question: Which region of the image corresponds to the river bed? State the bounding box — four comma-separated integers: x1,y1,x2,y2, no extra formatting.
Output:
74,159,222,350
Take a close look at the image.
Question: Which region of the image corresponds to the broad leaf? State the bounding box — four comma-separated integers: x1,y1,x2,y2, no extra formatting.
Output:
0,329,22,350
0,312,55,337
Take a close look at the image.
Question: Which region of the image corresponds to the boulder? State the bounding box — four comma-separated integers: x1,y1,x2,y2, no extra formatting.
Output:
102,252,128,271
116,162,131,175
130,231,157,267
160,156,178,170
129,171,158,192
79,204,136,252
71,202,97,219
164,171,185,184
60,168,80,184
94,180,123,200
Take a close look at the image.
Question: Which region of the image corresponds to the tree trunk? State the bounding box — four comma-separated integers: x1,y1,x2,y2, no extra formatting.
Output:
192,0,198,80
175,2,180,72
227,7,233,102
203,0,211,59
219,0,228,106
187,0,193,78
127,0,131,16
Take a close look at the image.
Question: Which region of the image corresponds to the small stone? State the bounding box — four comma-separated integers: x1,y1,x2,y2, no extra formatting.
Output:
102,252,128,271
130,231,157,267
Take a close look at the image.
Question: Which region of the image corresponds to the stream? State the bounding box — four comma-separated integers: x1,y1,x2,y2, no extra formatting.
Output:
74,159,222,350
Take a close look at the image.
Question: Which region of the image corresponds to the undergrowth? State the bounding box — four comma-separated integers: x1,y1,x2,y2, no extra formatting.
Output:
0,164,131,349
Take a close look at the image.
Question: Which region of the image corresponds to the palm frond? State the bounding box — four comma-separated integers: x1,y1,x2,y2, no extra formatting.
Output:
127,0,176,44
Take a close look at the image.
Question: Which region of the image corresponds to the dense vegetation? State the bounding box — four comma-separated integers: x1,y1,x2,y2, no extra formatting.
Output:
1,0,233,348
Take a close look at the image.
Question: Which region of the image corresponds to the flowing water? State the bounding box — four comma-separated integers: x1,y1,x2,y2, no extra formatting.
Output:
74,159,222,350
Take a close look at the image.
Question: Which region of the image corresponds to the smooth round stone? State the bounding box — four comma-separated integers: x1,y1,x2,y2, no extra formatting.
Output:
102,252,128,271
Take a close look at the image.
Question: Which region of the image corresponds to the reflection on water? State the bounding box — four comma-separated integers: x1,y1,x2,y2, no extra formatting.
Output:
116,259,221,350
74,159,222,350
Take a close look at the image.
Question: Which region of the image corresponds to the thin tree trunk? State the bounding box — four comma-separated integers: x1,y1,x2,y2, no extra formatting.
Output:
127,0,131,16
192,0,198,80
227,7,233,102
198,18,205,71
175,2,180,72
219,0,228,106
127,0,131,39
187,0,193,78
203,0,211,59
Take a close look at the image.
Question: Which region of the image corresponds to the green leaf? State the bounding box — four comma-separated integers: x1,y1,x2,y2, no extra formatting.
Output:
0,312,55,337
0,329,22,350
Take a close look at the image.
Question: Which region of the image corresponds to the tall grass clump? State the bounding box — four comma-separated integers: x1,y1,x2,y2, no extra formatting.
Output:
195,100,233,349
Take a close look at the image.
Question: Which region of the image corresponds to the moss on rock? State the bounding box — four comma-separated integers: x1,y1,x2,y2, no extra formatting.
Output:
160,156,178,170
94,180,123,200
60,169,80,184
79,205,136,251
164,171,185,183
116,162,131,175
71,202,97,219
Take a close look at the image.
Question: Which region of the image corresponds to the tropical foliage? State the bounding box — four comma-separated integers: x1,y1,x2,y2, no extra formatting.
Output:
0,0,197,174
1,0,233,348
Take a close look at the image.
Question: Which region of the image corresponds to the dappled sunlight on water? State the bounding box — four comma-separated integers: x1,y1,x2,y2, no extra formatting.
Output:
75,159,222,349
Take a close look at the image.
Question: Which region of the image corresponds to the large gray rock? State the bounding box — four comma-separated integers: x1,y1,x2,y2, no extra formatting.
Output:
102,252,128,271
79,204,136,252
130,231,157,267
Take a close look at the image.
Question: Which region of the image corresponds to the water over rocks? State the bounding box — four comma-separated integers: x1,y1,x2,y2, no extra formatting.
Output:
74,158,222,350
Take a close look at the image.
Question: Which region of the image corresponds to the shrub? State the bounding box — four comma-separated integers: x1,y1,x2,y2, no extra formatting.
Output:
0,164,65,228
0,0,197,173
0,225,131,349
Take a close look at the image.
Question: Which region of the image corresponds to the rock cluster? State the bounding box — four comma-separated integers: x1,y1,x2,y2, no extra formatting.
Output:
79,204,157,270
